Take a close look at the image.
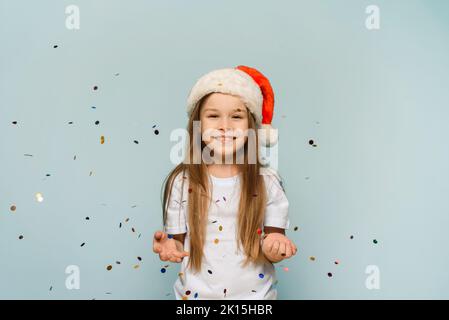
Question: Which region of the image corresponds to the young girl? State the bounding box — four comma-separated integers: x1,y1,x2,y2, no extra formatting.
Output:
153,65,297,300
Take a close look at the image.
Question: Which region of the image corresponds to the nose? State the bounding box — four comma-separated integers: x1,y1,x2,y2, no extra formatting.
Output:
218,117,231,132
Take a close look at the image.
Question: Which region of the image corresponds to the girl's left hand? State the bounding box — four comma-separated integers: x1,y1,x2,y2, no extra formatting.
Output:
261,233,297,263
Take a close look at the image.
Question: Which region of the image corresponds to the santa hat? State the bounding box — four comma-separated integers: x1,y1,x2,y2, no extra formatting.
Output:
186,65,278,147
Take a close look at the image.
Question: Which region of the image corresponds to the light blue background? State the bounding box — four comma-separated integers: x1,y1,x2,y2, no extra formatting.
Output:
1,0,448,299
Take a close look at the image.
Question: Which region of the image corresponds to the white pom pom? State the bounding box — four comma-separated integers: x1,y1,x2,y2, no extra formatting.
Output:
259,124,278,147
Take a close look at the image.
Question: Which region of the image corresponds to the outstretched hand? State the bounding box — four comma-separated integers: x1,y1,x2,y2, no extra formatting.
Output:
261,232,297,263
152,230,189,263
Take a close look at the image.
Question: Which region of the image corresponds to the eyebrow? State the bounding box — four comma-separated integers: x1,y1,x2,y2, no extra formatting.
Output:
204,108,246,113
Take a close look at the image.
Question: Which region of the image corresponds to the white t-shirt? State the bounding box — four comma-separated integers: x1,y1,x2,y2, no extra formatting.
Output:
164,168,290,300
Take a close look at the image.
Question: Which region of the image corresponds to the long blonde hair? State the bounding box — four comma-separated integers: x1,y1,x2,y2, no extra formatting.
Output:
161,93,268,273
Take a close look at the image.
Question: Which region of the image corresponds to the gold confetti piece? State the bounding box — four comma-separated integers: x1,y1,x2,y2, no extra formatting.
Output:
89,171,93,176
106,265,112,271
35,192,44,203
214,238,219,244
178,272,184,277
182,296,188,300
10,205,16,212
309,256,316,261
219,225,223,231
133,264,140,269
100,136,105,144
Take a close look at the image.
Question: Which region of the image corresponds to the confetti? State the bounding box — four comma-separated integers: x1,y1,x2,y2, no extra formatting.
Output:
133,140,139,144
73,155,76,160
91,106,96,109
257,228,262,235
309,256,316,261
24,154,33,157
182,296,188,300
12,121,17,125
168,234,174,239
93,86,98,91
49,286,53,291
119,223,122,228
224,288,227,297
214,238,219,244
350,235,354,239
85,217,90,220
154,129,159,135
327,272,333,277
223,196,226,201
334,260,339,265
133,265,140,269
95,120,100,125
251,290,257,293
185,290,191,295
259,273,264,279
125,218,129,222
131,227,135,233
10,205,16,212
178,272,184,277
80,243,85,247
106,265,112,271
294,226,299,231
373,239,378,244
68,121,73,124
212,220,217,224
53,45,58,48
283,267,289,272
161,268,166,273
100,136,105,144
308,139,317,147
35,192,44,203
116,261,121,265
194,293,198,298
137,256,142,261
19,235,24,240
207,270,212,275
46,174,51,177
218,225,223,232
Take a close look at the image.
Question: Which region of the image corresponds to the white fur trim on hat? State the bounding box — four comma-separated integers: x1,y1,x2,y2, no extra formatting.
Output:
186,68,263,125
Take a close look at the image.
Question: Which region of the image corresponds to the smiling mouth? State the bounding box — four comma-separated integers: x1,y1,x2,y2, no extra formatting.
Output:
214,136,236,142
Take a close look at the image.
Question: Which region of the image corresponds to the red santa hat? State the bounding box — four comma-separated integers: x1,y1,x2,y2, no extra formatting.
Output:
186,65,278,147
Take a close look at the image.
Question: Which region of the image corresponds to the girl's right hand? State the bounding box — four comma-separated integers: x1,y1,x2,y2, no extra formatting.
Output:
152,230,189,263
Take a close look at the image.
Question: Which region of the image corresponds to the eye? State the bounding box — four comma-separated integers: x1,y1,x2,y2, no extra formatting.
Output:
208,115,218,118
232,115,243,119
